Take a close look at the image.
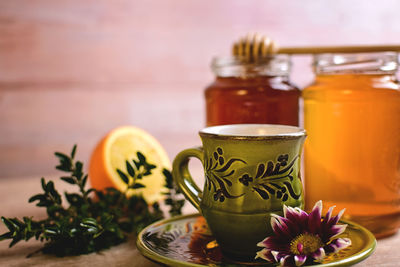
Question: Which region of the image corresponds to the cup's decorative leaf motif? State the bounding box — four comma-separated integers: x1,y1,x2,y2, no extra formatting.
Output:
238,174,253,186
247,154,301,201
205,147,246,202
253,187,270,200
205,149,301,203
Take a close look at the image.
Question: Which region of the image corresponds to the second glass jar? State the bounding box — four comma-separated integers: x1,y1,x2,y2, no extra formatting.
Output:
303,52,400,238
205,55,300,126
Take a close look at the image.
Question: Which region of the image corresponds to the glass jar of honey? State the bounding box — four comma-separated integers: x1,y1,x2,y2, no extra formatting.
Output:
303,52,400,237
205,55,300,126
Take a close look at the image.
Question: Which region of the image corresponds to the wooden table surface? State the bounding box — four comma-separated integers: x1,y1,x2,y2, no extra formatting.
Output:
0,176,399,267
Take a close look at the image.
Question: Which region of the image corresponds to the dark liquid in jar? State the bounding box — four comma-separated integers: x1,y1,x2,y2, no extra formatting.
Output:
205,76,300,126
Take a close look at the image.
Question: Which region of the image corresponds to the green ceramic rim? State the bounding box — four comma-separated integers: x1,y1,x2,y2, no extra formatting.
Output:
199,124,306,141
136,213,377,267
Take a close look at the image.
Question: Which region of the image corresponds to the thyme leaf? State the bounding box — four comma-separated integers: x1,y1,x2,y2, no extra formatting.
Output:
0,145,185,257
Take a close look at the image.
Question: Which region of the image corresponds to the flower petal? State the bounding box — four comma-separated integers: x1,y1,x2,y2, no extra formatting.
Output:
329,224,348,238
271,213,285,224
285,206,303,221
255,248,275,262
337,208,345,220
324,238,352,253
336,238,352,250
257,236,283,250
271,250,282,262
294,254,307,266
311,247,326,262
283,204,290,218
256,201,350,265
312,200,323,213
279,255,291,267
308,200,322,234
283,205,303,221
271,216,280,232
270,214,294,240
322,205,335,224
257,236,272,248
329,208,346,225
286,207,309,231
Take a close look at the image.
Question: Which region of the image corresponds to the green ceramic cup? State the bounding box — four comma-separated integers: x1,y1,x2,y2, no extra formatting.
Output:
172,124,306,261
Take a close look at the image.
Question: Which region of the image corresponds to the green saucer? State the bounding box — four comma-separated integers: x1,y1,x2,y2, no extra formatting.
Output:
137,213,376,267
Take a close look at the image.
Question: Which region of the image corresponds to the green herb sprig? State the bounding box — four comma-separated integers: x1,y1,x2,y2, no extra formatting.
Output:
0,145,185,257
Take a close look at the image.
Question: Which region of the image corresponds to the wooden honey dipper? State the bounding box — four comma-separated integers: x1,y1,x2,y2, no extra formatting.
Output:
232,33,400,61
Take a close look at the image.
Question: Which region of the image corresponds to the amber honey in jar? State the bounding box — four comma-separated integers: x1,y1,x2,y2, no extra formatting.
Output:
205,55,300,126
303,52,400,237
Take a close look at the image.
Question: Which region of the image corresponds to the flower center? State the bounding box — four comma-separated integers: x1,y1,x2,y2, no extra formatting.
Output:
289,233,324,255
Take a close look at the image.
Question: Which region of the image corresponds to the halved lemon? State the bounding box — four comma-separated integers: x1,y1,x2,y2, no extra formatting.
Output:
89,126,170,203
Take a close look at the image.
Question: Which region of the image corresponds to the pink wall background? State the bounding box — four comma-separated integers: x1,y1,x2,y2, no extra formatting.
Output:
1,0,400,178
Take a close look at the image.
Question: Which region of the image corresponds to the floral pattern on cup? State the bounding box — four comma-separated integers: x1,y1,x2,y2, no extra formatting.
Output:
205,148,301,203
204,147,246,202
243,154,302,201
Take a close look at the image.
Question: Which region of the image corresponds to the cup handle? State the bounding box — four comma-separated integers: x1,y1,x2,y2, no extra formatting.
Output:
172,147,204,211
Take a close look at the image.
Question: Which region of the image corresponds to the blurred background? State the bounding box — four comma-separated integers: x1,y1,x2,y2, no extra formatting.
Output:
1,0,400,178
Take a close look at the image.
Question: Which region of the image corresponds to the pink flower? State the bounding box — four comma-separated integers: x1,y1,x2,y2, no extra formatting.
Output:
256,201,351,266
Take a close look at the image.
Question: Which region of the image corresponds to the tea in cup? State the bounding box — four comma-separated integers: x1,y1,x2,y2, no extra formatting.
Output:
172,124,306,260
